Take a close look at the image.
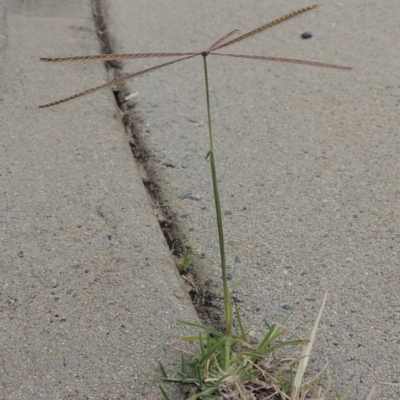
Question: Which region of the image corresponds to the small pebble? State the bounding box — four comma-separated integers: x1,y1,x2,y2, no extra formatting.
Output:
301,31,313,39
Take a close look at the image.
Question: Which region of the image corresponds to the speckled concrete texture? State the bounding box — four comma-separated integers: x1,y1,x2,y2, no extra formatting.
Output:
100,0,400,399
0,1,199,399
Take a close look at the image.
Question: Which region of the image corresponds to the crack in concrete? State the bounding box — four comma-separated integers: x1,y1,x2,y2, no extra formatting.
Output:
90,0,225,331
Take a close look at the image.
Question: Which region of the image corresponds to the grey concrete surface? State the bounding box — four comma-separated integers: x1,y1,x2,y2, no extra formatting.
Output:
99,0,400,399
0,1,199,399
2,0,399,399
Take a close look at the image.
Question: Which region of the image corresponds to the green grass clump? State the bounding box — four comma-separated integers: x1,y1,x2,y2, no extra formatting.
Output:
156,292,327,400
157,313,307,399
176,241,194,275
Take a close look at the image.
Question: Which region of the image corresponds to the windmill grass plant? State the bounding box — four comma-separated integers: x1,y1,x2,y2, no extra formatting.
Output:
40,4,399,400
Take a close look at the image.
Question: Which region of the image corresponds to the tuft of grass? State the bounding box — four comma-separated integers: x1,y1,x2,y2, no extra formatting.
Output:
155,294,331,400
156,310,309,400
37,5,400,400
176,240,194,275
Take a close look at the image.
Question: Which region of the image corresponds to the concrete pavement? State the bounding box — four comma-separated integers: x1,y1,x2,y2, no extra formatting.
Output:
1,0,399,399
1,1,198,399
100,0,399,399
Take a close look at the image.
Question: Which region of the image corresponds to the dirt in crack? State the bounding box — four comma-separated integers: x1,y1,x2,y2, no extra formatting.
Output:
91,0,224,332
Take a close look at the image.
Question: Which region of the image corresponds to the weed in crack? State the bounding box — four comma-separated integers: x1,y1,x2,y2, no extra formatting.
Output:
38,4,397,400
91,0,218,326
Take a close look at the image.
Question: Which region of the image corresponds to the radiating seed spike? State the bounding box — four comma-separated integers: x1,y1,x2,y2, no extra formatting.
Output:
40,4,353,110
212,53,352,70
40,52,198,62
211,5,319,52
39,55,195,108
207,30,239,52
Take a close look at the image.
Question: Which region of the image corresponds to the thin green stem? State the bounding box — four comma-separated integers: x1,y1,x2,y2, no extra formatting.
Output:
202,53,232,371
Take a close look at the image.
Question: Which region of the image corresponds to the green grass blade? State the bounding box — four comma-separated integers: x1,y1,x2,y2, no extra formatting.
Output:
257,323,282,352
281,303,298,325
180,376,199,384
159,362,169,378
159,385,173,400
197,338,225,365
181,353,187,374
181,335,216,343
235,306,247,339
178,320,223,338
199,331,206,355
246,340,306,362
195,365,204,388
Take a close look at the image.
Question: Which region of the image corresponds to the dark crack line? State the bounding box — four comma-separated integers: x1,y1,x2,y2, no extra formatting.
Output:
90,0,224,330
